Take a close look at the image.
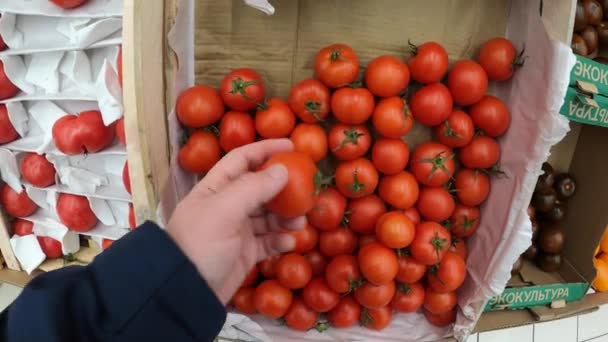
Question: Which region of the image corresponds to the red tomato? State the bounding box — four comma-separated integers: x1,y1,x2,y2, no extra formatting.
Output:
276,253,313,290
0,60,20,100
365,56,410,97
328,295,361,328
314,44,359,88
302,277,340,312
102,239,114,250
434,110,474,148
424,308,457,327
450,236,468,261
49,0,88,9
355,280,396,309
12,219,33,236
178,131,221,173
57,193,97,232
371,138,410,175
218,111,255,153
396,254,426,284
454,169,490,206
52,111,115,155
128,204,136,229
284,297,319,331
115,117,126,145
378,171,419,209
307,188,346,231
328,123,371,161
375,211,415,249
424,288,457,314
450,205,480,238
288,79,330,123
290,123,328,162
242,265,258,287
448,60,488,106
255,98,296,138
1,185,37,217
233,287,257,314
220,68,265,111
259,152,318,218
335,158,378,199
259,255,280,279
331,87,375,124
410,83,453,127
358,234,377,248
0,104,19,144
408,41,449,84
460,135,501,169
478,37,518,81
37,236,62,258
304,249,327,277
410,142,455,187
360,306,392,331
428,251,467,293
346,195,387,234
20,153,55,187
403,207,421,225
0,34,6,51
358,242,399,285
391,282,425,313
325,255,362,293
117,46,122,87
122,162,131,194
176,85,224,128
319,227,357,258
417,187,455,222
410,222,451,265
288,224,319,254
372,97,414,139
254,279,293,319
469,95,511,137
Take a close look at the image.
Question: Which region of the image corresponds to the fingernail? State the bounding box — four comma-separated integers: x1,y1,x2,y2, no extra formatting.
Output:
266,164,288,180
279,234,296,252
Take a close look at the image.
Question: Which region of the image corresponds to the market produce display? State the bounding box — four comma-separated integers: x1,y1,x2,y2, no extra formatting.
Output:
175,38,517,330
572,0,608,61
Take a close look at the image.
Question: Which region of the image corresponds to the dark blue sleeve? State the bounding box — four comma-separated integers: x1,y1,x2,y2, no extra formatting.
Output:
0,222,227,342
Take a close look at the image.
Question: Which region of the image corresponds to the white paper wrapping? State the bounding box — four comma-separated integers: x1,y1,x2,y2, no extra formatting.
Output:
0,0,122,18
33,222,80,255
10,234,45,274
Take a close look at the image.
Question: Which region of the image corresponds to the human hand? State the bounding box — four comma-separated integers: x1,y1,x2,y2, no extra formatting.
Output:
167,139,305,304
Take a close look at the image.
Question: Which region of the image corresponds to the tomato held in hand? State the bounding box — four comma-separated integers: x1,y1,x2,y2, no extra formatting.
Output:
478,37,518,81
408,41,449,84
232,287,257,314
259,152,318,218
328,295,361,328
122,162,131,194
288,79,330,123
57,193,97,232
0,61,19,100
20,153,56,188
410,83,453,127
37,236,62,259
450,205,480,238
428,251,467,293
176,85,224,128
417,186,456,222
460,135,501,169
448,60,488,106
358,242,399,285
424,288,457,314
307,188,346,231
319,227,357,258
242,265,258,287
314,43,359,88
115,117,126,145
276,253,313,290
355,280,396,309
325,255,362,293
378,171,419,209
1,185,37,217
372,138,409,175
434,110,474,148
372,97,414,139
220,68,265,111
259,255,280,279
410,222,451,265
365,56,410,97
255,98,296,138
49,0,88,9
329,123,371,161
424,308,456,327
0,104,19,144
331,87,375,124
219,111,255,153
346,195,387,234
391,282,425,313
12,219,33,236
454,169,490,206
469,95,511,137
375,211,415,249
361,305,392,331
302,277,340,312
290,123,328,162
254,279,293,319
52,111,115,155
396,254,426,284
284,297,319,331
289,224,319,254
335,158,378,199
410,142,455,187
178,131,221,173
305,249,327,277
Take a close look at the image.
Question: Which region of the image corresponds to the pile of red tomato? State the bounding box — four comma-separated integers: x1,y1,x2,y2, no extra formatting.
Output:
176,37,517,331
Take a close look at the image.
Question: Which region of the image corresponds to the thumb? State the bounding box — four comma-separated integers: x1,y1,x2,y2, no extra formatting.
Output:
219,164,288,214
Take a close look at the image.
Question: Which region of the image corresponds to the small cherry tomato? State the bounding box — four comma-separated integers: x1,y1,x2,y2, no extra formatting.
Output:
365,56,410,97
178,131,221,173
403,207,421,225
259,255,280,279
448,60,488,106
408,41,449,84
478,37,518,81
304,249,327,277
335,158,379,199
176,85,224,128
328,295,361,328
220,68,265,111
360,305,392,331
307,188,347,231
460,135,501,169
396,254,426,284
345,195,387,234
424,288,457,314
255,98,296,138
450,205,481,238
254,279,293,319
276,253,313,290
391,282,425,313
233,287,257,314
328,123,371,161
325,255,362,294
410,83,453,127
302,277,340,312
410,142,455,187
288,79,330,123
454,169,490,206
378,171,419,209
417,186,456,223
410,222,451,265
434,110,474,148
355,280,396,309
319,227,357,258
314,43,359,88
372,97,413,138
219,111,255,153
358,242,399,285
288,224,319,254
375,211,415,249
242,265,258,287
371,138,409,175
284,297,319,331
331,87,375,124
424,308,457,327
290,123,328,162
428,251,467,293
469,95,511,137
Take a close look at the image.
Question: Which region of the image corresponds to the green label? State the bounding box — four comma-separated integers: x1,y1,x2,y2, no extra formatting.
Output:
560,87,608,127
484,282,588,311
570,55,608,93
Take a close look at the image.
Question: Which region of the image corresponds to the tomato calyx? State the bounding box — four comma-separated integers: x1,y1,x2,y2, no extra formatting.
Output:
203,125,220,136
63,253,87,265
441,121,461,139
427,264,446,285
348,170,366,194
360,309,374,325
396,247,412,258
341,210,352,227
431,231,448,262
459,214,477,232
333,128,365,152
330,47,344,62
315,321,330,332
314,171,334,196
397,283,413,294
407,39,419,56
348,278,364,293
482,163,507,178
451,235,462,248
416,150,455,183
513,45,527,69
305,100,324,121
257,99,269,111
229,77,258,101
